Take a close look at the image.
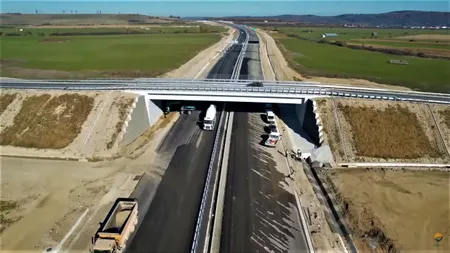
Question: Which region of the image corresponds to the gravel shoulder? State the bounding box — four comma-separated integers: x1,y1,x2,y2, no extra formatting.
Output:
163,25,235,78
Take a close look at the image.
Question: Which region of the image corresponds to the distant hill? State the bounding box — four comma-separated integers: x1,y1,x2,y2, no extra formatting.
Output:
0,14,182,26
188,11,450,27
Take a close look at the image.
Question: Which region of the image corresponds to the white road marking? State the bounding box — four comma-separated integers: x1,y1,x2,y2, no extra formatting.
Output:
48,208,89,253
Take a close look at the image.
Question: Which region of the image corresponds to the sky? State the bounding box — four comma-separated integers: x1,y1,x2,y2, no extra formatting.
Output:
1,1,449,17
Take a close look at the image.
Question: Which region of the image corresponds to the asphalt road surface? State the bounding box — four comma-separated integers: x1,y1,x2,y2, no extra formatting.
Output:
126,27,246,253
220,28,309,253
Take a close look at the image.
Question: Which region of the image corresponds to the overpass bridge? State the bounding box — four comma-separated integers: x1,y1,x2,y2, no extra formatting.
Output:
2,78,450,104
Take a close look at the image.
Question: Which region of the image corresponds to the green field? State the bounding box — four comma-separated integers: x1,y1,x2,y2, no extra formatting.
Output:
277,36,450,92
1,33,221,78
0,26,226,36
272,27,450,41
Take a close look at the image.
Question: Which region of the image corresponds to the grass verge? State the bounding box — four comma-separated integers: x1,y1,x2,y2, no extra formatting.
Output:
0,94,94,149
107,97,135,149
0,93,17,115
339,104,440,159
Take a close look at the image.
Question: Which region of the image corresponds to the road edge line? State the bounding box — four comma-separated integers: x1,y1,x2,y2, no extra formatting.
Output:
210,111,234,253
278,122,316,253
203,110,230,253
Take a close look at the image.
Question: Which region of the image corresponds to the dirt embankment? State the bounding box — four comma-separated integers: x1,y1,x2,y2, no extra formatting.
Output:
317,98,450,163
0,89,137,159
327,168,450,253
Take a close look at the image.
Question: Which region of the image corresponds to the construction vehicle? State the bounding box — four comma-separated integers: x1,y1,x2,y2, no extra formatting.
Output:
91,198,138,253
203,104,217,130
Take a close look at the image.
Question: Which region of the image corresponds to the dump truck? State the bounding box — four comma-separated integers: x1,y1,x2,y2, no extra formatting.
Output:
91,198,138,253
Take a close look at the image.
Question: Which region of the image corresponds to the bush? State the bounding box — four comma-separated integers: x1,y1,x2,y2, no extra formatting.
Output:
5,33,21,36
332,40,347,47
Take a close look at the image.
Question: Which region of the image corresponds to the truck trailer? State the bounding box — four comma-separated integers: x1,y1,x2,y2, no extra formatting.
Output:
91,198,138,253
203,104,217,130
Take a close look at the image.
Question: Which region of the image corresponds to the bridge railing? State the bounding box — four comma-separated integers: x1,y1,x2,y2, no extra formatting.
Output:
2,79,450,103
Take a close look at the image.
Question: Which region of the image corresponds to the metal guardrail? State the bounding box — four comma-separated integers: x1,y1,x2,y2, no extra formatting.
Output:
190,25,248,253
190,106,226,253
3,78,449,96
2,81,449,104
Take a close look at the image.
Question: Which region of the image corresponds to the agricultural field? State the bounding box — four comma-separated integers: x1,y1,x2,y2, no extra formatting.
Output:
0,25,226,36
273,33,450,92
0,13,180,26
272,26,450,44
327,168,450,253
0,31,222,78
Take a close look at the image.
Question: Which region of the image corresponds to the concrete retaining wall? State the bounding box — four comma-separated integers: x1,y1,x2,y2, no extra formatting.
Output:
312,100,325,145
119,96,163,147
297,100,320,146
145,97,164,126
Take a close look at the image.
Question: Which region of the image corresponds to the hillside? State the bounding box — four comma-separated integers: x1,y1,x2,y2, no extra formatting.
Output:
198,11,450,27
0,14,182,26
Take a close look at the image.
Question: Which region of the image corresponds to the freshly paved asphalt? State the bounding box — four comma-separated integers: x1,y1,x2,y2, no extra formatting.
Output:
220,27,309,253
126,27,246,253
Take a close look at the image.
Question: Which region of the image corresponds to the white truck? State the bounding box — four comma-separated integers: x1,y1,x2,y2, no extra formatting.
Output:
265,122,281,147
203,104,217,131
266,110,275,124
91,198,138,253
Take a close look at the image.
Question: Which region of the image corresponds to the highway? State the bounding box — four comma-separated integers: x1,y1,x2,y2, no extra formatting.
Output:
220,27,309,253
125,26,246,253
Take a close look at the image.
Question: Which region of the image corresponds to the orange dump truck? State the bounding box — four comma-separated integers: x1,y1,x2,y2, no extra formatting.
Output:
91,198,138,253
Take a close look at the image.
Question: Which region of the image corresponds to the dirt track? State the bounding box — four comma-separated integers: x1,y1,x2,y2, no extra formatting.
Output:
328,168,450,252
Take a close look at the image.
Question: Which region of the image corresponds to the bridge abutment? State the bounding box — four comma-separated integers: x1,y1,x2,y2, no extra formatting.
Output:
119,95,164,147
